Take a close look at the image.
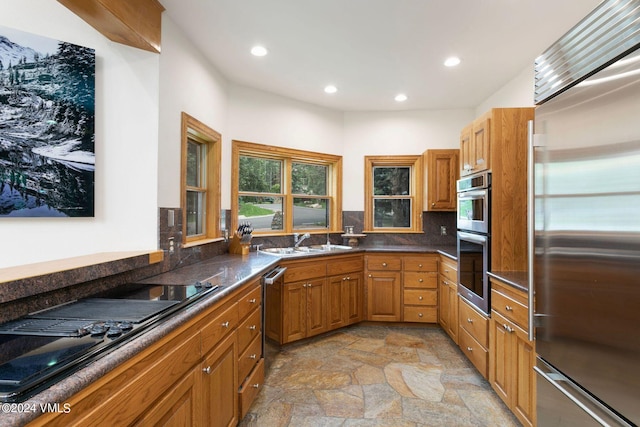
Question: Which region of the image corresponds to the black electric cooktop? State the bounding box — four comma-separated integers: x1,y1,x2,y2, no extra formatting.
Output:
0,281,223,402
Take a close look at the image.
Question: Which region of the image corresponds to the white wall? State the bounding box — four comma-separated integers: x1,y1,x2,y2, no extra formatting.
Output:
158,16,229,208
342,109,473,210
475,65,535,116
0,1,159,269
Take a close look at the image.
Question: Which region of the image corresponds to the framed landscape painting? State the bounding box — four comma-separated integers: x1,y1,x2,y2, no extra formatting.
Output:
0,25,95,217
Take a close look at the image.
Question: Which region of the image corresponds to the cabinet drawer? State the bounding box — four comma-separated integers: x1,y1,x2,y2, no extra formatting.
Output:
201,303,239,355
239,358,265,420
366,255,402,271
491,288,528,330
326,255,363,276
238,284,262,321
459,299,489,348
403,289,437,306
284,262,326,283
237,308,262,353
238,333,262,384
459,327,488,378
403,306,437,323
403,256,438,272
439,257,458,283
404,272,437,288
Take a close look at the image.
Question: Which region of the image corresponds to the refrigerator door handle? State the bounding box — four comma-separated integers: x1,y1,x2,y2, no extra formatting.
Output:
527,120,537,341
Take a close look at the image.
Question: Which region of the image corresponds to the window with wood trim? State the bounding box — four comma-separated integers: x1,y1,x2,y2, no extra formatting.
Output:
364,155,423,232
181,112,221,244
232,140,342,235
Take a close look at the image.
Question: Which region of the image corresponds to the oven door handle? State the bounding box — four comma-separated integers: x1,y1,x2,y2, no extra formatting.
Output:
457,231,488,244
457,189,488,199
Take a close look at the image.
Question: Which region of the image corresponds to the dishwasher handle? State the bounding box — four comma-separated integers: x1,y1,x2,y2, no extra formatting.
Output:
263,266,287,285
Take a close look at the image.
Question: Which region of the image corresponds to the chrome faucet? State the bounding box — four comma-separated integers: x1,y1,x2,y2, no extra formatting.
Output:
293,232,311,247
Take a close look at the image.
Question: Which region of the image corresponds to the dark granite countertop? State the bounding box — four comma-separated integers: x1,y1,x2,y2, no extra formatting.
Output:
488,271,529,293
361,244,457,259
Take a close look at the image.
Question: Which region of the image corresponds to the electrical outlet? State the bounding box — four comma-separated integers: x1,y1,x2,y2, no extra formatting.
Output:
440,226,447,236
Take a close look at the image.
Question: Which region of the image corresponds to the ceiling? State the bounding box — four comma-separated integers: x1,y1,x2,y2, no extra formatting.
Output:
160,0,602,112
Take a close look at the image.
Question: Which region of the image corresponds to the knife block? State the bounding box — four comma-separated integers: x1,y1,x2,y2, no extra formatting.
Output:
229,233,251,255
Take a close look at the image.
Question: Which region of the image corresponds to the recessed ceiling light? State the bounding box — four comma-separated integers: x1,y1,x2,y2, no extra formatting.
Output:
324,85,337,94
444,56,461,67
395,94,408,102
251,45,268,57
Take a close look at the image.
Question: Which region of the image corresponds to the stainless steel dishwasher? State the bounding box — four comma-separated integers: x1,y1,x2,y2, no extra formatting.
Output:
261,266,286,373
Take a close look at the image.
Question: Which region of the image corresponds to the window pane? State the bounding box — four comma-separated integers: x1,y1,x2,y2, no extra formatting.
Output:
293,197,329,229
239,156,282,193
292,163,327,195
186,190,205,236
374,199,411,228
373,167,410,196
186,140,202,187
238,196,283,232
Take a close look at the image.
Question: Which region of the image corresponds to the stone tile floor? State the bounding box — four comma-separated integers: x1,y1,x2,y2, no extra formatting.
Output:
240,324,520,426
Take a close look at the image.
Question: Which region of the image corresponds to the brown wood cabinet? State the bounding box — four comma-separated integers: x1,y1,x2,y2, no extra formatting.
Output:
27,278,262,427
402,255,438,322
489,278,536,427
236,282,263,420
327,255,365,329
458,297,489,379
460,115,491,176
438,255,459,343
366,254,402,322
425,149,459,211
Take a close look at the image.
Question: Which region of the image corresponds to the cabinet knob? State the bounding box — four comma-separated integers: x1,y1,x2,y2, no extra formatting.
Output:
346,276,350,280
467,318,473,324
418,264,423,268
252,383,260,389
503,324,514,333
249,325,257,331
431,203,436,207
419,296,423,301
249,354,257,360
418,313,423,318
343,277,347,281
382,262,387,267
368,274,372,278
505,305,513,311
203,366,212,374
419,278,424,283
221,321,230,328
249,298,257,304
467,347,473,352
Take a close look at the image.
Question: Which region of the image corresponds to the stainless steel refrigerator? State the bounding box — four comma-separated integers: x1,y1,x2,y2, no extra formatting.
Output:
530,0,640,425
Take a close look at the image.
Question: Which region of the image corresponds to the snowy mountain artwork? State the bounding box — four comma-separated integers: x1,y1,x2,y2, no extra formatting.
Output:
0,25,95,217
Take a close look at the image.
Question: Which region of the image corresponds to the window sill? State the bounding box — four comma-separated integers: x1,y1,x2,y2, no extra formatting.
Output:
362,229,424,234
182,237,225,249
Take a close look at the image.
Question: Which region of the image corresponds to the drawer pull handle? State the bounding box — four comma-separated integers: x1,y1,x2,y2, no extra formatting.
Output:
467,347,473,352
346,276,350,280
368,274,372,278
382,262,388,267
418,313,423,318
503,324,514,333
203,366,212,374
252,383,260,389
222,321,230,328
444,270,450,273
343,277,347,281
418,264,423,268
467,318,473,324
419,278,424,283
505,305,513,311
249,325,257,331
250,354,257,360
419,296,423,301
249,298,257,304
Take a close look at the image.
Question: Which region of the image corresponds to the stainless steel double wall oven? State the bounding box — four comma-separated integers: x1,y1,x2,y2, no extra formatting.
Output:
456,171,491,314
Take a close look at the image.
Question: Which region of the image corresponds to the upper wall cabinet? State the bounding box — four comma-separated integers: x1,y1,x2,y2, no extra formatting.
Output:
460,115,491,176
58,0,164,53
424,149,459,211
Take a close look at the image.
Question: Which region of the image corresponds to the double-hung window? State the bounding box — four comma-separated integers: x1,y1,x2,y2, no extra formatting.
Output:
181,112,221,244
232,141,342,234
364,155,423,232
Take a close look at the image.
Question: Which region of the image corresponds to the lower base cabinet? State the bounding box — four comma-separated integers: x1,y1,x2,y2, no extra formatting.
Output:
458,297,489,379
202,332,239,427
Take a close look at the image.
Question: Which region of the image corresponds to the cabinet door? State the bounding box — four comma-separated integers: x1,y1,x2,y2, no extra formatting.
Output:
367,271,401,321
446,282,459,343
306,278,328,337
438,276,450,331
201,332,238,427
472,117,490,172
460,124,472,175
328,274,347,330
134,366,200,427
427,149,459,211
283,282,307,344
489,312,512,404
513,326,536,427
345,273,364,325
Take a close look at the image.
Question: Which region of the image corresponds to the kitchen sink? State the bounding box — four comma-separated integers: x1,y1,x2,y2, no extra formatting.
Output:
259,244,352,257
